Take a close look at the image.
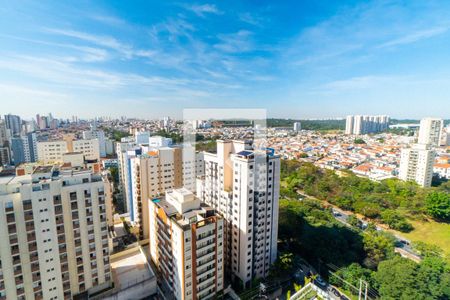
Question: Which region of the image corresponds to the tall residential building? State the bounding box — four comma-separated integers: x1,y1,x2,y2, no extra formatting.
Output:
37,139,100,163
83,130,107,157
148,188,224,300
117,142,204,239
0,120,11,166
196,140,280,287
293,122,301,132
345,115,389,134
399,143,435,187
11,133,37,165
418,118,443,147
345,115,354,134
4,114,21,137
0,164,111,300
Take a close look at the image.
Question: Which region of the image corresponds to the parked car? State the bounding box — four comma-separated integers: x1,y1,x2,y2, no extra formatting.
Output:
315,276,327,287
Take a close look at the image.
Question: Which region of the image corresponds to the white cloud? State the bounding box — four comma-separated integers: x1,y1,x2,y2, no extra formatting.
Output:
239,13,263,26
186,4,222,17
44,28,153,60
214,30,253,53
378,26,449,48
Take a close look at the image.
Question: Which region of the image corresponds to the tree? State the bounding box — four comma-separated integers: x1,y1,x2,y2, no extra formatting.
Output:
374,256,422,299
347,215,359,227
362,230,395,268
329,263,374,292
426,192,450,221
380,209,413,232
374,256,450,299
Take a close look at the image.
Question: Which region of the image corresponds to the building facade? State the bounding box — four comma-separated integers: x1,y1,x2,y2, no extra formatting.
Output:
0,165,111,300
148,188,224,300
196,140,280,287
37,139,100,163
399,143,435,187
345,115,390,135
418,118,443,147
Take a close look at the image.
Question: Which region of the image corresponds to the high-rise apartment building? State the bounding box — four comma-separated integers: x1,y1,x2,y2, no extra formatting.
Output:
418,118,443,147
117,141,204,239
399,143,435,187
345,115,390,135
4,114,22,137
11,133,38,165
148,188,224,300
0,164,111,300
196,140,280,287
0,120,11,166
37,139,100,163
82,130,107,157
293,122,301,132
345,115,354,134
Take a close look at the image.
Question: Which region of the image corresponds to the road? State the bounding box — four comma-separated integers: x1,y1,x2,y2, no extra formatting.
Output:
297,190,421,260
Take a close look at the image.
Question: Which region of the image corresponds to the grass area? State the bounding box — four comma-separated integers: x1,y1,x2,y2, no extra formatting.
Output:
393,218,450,262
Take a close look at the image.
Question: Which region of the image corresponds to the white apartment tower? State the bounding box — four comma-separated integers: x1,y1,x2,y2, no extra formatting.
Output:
418,118,443,147
399,143,435,187
148,188,224,300
345,116,354,134
196,140,280,287
0,165,111,300
345,115,390,134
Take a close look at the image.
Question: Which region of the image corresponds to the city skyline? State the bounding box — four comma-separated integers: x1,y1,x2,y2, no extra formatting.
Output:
1,1,450,119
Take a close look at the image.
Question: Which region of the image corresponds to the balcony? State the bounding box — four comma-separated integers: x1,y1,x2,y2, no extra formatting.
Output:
9,236,18,244
28,243,37,252
58,236,66,244
26,223,35,232
54,206,63,214
11,247,19,255
61,264,69,272
24,213,33,221
60,256,68,263
31,263,39,272
30,254,39,263
74,232,81,239
14,267,22,276
87,220,94,226
54,197,62,205
32,273,40,281
57,228,65,235
75,239,82,247
8,225,17,234
6,214,15,223
15,277,23,285
23,203,32,211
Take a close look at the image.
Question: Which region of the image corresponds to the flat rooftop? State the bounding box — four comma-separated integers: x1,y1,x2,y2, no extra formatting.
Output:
110,247,155,290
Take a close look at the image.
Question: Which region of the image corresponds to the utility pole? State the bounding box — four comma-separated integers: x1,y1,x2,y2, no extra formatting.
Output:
358,279,368,300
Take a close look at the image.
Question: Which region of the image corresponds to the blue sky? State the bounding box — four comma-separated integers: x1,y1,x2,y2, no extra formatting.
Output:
1,0,450,119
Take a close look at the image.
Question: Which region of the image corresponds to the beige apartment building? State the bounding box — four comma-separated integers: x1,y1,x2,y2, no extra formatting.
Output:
196,140,280,287
0,163,111,300
37,139,100,163
117,142,204,241
148,188,224,300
